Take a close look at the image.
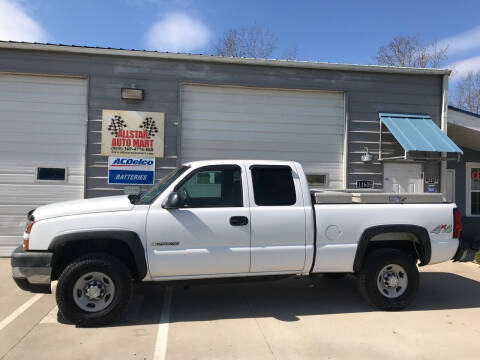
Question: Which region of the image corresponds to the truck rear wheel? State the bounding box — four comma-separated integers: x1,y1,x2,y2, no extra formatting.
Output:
357,248,419,310
56,253,133,326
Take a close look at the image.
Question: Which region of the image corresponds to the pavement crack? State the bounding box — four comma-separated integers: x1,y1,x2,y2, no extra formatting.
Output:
244,296,276,360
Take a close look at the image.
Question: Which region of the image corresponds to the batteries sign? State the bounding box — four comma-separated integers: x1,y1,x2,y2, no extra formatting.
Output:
108,157,155,185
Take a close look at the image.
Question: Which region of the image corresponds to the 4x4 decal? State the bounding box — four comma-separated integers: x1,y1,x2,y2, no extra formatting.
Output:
431,224,452,234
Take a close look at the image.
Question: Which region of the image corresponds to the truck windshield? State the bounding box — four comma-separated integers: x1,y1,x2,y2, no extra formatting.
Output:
136,165,189,204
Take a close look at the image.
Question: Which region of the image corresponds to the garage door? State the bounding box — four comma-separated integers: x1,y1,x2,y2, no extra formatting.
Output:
0,74,87,256
181,84,345,188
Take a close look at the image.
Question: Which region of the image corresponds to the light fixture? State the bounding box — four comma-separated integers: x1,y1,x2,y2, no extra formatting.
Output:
121,87,144,100
361,147,373,162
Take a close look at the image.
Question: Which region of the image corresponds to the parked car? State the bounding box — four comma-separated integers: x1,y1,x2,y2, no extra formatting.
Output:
11,160,477,326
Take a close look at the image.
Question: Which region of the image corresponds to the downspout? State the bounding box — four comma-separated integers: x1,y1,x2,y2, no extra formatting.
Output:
440,74,449,200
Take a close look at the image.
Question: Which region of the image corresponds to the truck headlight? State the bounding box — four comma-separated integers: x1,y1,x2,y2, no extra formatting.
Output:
23,220,35,250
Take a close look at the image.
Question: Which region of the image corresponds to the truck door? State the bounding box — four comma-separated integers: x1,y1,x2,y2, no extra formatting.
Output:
146,163,251,277
246,163,307,272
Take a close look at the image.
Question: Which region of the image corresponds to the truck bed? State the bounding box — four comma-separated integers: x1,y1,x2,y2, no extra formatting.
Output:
311,200,458,273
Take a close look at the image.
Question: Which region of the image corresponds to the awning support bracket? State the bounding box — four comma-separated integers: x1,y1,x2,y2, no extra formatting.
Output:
378,117,408,161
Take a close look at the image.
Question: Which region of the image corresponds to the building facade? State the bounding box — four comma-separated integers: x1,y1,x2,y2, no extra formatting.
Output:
447,106,480,248
0,41,457,255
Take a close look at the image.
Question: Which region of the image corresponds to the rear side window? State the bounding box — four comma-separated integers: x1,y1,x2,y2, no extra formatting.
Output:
251,166,296,206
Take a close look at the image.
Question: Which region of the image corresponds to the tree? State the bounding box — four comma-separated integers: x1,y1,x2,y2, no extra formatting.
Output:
281,44,299,61
454,71,480,114
374,35,448,68
213,24,277,59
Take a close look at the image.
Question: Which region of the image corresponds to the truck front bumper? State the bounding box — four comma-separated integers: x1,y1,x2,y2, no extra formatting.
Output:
453,236,480,262
11,246,52,294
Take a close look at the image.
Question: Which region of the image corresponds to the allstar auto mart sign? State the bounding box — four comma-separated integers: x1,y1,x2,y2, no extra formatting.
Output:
101,110,165,157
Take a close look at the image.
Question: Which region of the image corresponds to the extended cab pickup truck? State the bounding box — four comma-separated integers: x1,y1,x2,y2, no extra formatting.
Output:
11,160,477,326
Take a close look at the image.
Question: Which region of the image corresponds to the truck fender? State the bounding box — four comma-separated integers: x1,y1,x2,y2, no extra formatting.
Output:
353,225,432,272
48,230,148,279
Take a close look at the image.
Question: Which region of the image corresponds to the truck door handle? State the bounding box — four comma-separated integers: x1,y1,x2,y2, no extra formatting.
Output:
230,216,248,226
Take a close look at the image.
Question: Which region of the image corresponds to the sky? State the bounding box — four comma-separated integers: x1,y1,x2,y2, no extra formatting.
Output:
1,0,480,85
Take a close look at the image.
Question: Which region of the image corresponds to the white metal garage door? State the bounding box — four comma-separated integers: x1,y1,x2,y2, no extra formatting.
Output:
181,85,345,187
0,74,87,256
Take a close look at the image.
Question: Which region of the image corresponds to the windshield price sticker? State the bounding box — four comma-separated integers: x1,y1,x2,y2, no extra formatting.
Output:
101,110,165,157
108,157,155,185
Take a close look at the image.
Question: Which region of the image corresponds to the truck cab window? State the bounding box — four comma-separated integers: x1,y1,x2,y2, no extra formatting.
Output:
137,166,189,204
176,165,243,208
251,166,296,206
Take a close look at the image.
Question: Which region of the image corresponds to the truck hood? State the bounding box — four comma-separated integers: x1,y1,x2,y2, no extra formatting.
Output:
32,195,134,221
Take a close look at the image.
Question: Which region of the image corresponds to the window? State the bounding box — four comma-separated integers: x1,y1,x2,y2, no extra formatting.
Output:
196,171,221,185
137,166,189,204
36,167,66,181
251,166,296,206
467,163,480,216
307,174,328,187
196,172,212,184
175,165,242,208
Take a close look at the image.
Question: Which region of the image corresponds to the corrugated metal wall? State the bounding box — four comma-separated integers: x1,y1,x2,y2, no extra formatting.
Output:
0,48,443,197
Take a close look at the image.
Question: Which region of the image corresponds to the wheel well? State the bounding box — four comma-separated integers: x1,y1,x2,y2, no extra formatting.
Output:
51,239,139,281
353,225,431,272
364,240,419,262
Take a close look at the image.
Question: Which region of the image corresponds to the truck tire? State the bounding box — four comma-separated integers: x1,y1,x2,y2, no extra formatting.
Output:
56,253,133,326
357,248,419,310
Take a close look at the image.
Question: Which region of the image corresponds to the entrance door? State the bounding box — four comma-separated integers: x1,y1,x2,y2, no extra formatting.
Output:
383,163,423,193
446,169,455,203
146,163,251,277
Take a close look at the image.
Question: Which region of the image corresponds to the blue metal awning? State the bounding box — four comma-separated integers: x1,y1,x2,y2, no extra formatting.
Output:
379,113,463,157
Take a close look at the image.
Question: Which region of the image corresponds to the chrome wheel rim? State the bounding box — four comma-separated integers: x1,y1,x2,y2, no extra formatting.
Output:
73,272,115,312
377,264,408,299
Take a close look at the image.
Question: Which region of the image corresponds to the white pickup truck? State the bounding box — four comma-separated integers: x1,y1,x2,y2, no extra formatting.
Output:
11,160,475,326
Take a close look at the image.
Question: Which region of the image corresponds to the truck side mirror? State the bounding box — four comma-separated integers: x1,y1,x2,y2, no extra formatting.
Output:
162,192,181,209
128,194,140,204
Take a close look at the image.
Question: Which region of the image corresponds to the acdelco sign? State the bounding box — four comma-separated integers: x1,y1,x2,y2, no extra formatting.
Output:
108,156,155,185
111,158,154,166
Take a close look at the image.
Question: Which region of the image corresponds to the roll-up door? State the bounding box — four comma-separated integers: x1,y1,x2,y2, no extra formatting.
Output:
0,74,87,256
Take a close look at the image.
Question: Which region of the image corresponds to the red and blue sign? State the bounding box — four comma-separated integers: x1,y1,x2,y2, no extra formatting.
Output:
108,157,155,185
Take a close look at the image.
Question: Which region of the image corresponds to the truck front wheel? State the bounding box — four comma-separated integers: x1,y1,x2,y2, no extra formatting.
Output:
56,253,133,326
357,248,419,310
